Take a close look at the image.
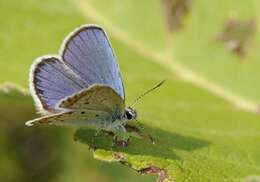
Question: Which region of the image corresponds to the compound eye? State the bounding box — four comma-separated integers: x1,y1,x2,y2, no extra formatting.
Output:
125,111,133,120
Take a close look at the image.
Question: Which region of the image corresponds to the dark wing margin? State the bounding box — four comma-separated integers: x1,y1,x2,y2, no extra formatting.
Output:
59,24,125,99
29,56,87,114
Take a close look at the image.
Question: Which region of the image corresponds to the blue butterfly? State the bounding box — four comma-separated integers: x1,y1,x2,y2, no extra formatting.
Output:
26,25,164,147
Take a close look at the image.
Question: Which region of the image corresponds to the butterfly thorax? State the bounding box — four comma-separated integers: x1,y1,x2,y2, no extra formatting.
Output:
105,107,137,131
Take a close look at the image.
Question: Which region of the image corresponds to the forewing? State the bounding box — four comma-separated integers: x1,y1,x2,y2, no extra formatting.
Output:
57,85,125,116
30,56,88,113
60,25,125,99
25,110,110,127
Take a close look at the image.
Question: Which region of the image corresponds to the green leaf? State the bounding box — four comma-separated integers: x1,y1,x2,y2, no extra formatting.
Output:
0,85,157,182
73,0,260,113
0,84,70,182
73,36,260,181
1,0,260,181
0,0,85,87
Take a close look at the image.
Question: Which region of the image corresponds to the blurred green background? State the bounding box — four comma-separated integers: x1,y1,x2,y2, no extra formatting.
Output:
1,0,260,181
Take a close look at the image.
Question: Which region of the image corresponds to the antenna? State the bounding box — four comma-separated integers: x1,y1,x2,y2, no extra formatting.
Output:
130,80,166,107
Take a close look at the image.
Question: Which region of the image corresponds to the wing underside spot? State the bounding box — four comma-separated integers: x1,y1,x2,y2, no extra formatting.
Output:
57,84,125,116
25,110,110,127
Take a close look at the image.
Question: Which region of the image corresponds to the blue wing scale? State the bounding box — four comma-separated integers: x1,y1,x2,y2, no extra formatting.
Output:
30,25,125,113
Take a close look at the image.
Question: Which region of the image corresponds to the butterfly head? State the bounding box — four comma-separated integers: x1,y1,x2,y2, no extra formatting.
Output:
124,107,137,120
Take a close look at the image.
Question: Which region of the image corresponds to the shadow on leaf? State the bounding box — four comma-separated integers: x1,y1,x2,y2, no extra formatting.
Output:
74,123,210,161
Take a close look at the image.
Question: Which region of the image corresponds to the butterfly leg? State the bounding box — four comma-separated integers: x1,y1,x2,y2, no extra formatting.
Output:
89,129,102,150
111,135,130,149
115,137,130,148
125,124,155,144
110,135,117,150
111,125,130,149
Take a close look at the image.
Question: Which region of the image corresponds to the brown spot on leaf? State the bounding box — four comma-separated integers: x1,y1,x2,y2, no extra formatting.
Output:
113,153,172,182
138,166,171,182
217,17,256,58
161,0,191,32
113,153,125,161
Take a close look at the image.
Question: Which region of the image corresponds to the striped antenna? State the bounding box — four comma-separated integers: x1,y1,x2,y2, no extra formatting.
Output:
130,80,166,107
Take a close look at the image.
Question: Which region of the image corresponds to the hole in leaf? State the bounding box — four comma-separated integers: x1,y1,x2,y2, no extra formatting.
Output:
161,0,192,32
217,17,256,58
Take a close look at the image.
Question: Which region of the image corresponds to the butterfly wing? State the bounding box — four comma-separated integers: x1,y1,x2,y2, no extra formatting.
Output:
30,56,88,114
26,85,124,127
25,109,110,127
30,25,125,114
60,25,125,99
57,84,125,116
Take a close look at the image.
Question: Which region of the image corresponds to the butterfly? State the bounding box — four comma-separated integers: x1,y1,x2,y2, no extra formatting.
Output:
26,24,164,148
